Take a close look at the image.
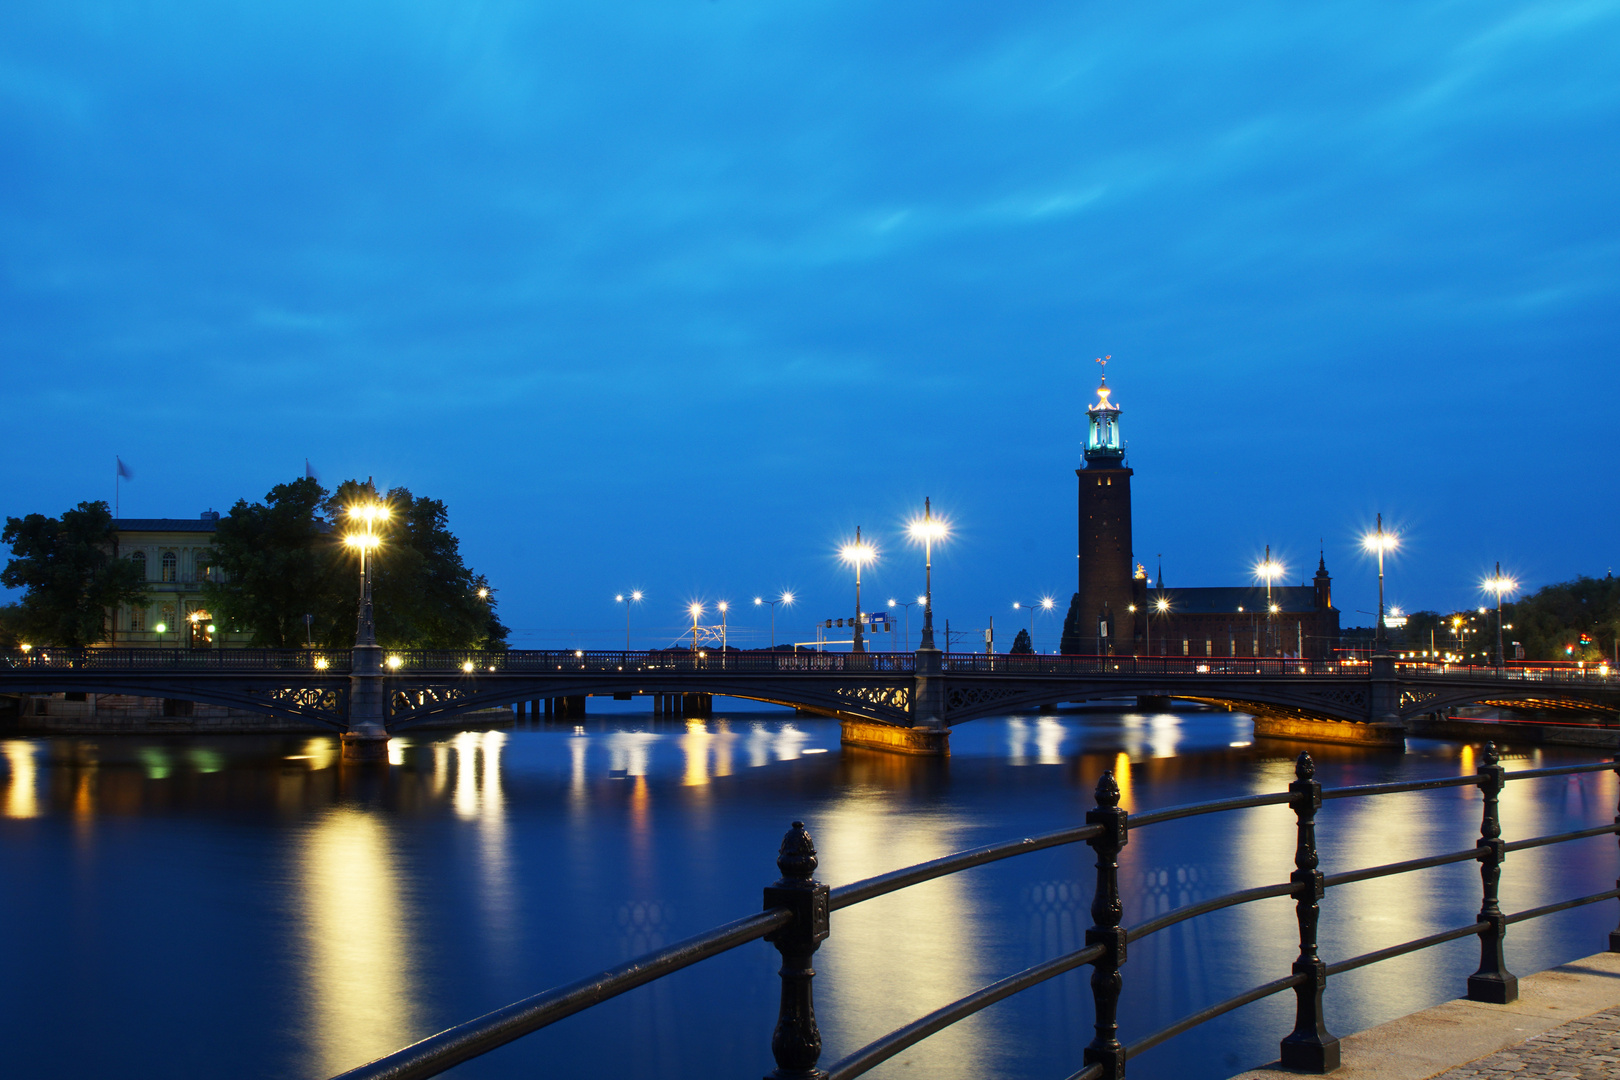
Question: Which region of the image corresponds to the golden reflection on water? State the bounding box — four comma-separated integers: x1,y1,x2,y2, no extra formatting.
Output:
1114,751,1134,812
295,807,422,1077
815,793,996,1072
3,741,39,818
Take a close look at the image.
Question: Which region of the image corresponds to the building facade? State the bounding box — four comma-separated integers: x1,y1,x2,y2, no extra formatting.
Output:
109,512,245,648
1060,367,1339,659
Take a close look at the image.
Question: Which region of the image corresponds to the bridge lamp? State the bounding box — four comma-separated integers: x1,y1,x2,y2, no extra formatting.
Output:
461,661,475,674
689,602,704,653
1483,565,1518,667
314,657,329,670
344,502,389,650
385,655,402,670
755,592,794,650
839,528,878,654
907,497,949,651
717,602,730,660
616,591,643,652
1360,515,1399,653
477,587,489,599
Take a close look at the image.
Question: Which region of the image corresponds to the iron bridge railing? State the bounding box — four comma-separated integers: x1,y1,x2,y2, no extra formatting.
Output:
6,648,1612,685
326,745,1620,1080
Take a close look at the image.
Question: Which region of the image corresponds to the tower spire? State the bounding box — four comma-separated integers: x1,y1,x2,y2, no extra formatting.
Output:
1084,355,1123,465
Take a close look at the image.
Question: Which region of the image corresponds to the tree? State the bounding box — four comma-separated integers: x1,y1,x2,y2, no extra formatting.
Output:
1500,575,1620,662
2,500,149,648
1010,628,1034,654
203,478,342,647
203,476,507,649
1059,593,1084,655
0,603,26,651
324,480,507,649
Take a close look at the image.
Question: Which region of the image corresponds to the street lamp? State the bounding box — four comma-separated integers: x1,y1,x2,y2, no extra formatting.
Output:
1013,597,1057,653
1152,595,1171,657
839,528,877,653
688,602,704,655
754,591,794,650
718,601,729,663
1361,514,1398,655
1482,564,1517,668
1255,546,1285,658
908,498,949,651
615,591,643,652
889,596,924,652
343,501,390,648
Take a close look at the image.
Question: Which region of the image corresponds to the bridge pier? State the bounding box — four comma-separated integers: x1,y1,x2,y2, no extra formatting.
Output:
683,693,712,717
837,648,951,756
341,643,390,761
1253,714,1406,748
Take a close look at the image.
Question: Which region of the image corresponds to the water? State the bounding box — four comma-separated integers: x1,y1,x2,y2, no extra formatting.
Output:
0,708,1614,1080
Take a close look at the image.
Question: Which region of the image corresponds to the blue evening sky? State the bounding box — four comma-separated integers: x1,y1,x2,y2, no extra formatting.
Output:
3,1,1616,649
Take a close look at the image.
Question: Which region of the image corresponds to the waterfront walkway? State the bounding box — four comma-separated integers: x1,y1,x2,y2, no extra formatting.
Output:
1230,952,1620,1079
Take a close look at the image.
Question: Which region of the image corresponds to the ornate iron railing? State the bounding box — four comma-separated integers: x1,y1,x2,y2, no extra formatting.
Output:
326,746,1620,1080
7,647,1611,684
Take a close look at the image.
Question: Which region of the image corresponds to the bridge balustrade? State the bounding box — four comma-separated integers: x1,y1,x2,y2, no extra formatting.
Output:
327,746,1620,1080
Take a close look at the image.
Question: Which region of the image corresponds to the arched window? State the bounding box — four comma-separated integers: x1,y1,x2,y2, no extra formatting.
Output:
131,551,147,579
161,551,177,583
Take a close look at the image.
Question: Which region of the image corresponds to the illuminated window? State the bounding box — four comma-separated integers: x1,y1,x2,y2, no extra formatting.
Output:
161,551,177,583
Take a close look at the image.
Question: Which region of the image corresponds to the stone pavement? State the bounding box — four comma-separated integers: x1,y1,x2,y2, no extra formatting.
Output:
1429,1008,1620,1078
1228,952,1620,1080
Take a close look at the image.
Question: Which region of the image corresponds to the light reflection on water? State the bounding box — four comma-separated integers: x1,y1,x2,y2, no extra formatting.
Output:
0,711,1614,1080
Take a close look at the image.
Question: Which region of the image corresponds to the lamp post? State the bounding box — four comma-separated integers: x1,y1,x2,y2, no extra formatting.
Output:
615,591,643,652
718,601,729,665
341,497,391,760
1153,595,1170,657
1361,514,1398,655
839,527,877,654
688,602,704,656
908,498,948,651
1482,565,1517,668
1255,546,1285,658
755,592,794,650
1013,597,1057,653
889,596,923,652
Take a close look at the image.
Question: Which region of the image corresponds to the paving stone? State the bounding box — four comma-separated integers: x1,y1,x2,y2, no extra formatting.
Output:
1430,1009,1620,1079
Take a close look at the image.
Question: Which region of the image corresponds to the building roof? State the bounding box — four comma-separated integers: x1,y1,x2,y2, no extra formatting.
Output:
1152,584,1322,615
114,516,219,533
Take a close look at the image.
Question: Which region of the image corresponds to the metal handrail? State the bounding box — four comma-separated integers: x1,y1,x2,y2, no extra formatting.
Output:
824,944,1106,1080
329,908,792,1080
317,747,1620,1080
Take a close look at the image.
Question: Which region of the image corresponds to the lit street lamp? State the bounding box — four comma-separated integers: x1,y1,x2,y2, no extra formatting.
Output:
1013,597,1057,652
718,601,730,664
889,596,924,652
754,592,794,650
688,602,704,655
1482,566,1517,668
343,501,390,647
615,591,643,651
839,528,877,653
1361,514,1399,655
1152,595,1171,657
1255,546,1285,658
908,498,948,651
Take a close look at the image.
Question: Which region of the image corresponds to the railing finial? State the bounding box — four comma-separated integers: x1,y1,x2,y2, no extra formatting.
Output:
1295,751,1315,781
1095,769,1121,810
777,821,819,883
764,822,831,1080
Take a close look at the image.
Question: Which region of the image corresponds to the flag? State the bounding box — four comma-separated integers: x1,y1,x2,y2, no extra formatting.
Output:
305,458,319,481
116,456,134,480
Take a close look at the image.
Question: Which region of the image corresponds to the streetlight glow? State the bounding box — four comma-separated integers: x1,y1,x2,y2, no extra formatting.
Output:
841,527,877,653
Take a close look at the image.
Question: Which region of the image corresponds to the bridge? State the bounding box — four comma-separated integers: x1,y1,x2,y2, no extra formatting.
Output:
5,645,1617,757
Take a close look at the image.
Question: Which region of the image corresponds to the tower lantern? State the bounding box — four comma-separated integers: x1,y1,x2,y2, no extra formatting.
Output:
1085,355,1124,464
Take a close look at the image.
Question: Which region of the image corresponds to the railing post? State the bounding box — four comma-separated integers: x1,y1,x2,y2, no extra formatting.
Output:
1084,771,1130,1080
1467,742,1517,1003
1280,752,1340,1072
763,821,831,1080
1610,752,1620,953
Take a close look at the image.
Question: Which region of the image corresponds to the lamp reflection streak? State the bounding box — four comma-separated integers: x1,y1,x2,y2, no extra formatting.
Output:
3,741,39,819
296,809,422,1077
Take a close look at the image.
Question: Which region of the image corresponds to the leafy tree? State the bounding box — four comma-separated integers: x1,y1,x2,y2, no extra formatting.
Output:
2,500,149,648
0,603,26,651
203,476,507,649
202,478,343,647
1500,575,1620,663
1059,593,1083,655
1010,628,1034,654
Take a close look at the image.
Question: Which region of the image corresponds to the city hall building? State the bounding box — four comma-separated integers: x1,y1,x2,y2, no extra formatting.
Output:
1059,365,1339,660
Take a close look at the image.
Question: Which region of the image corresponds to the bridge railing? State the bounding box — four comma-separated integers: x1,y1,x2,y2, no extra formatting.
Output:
3,647,350,672
374,649,920,675
941,653,1356,676
327,747,1620,1080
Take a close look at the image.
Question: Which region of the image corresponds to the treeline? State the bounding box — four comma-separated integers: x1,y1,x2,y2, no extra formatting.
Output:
1,477,507,651
1392,574,1619,663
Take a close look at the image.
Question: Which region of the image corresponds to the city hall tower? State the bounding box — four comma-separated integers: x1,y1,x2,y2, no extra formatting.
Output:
1065,359,1138,654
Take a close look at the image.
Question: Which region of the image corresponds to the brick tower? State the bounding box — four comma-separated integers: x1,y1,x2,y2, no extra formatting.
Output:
1062,360,1138,655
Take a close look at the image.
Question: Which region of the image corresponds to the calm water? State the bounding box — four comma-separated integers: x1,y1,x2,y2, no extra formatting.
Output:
1,708,1615,1080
